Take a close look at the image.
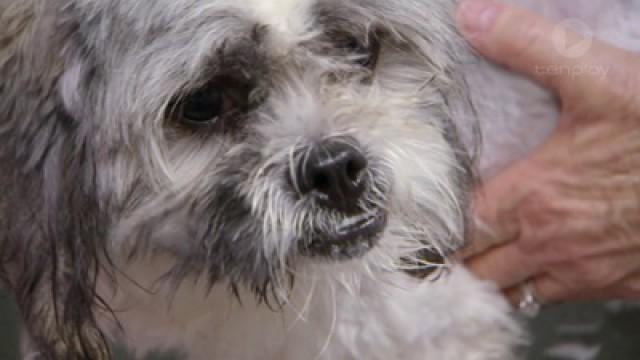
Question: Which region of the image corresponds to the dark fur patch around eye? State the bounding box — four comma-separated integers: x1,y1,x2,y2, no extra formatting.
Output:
312,4,382,70
165,36,269,135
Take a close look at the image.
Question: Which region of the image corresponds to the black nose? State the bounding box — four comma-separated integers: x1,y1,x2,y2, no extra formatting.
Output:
294,138,368,212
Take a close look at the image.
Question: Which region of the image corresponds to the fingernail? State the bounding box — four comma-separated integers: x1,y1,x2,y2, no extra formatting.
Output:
457,0,502,35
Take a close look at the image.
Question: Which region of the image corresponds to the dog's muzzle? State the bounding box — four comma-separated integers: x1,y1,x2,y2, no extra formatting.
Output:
291,137,388,260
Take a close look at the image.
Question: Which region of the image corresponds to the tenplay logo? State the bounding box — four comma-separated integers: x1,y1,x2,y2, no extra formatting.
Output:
551,19,593,58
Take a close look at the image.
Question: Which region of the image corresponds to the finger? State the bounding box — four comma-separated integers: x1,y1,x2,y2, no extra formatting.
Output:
456,0,637,99
543,248,640,294
505,275,567,306
605,272,640,300
505,271,640,306
461,159,540,260
467,242,540,289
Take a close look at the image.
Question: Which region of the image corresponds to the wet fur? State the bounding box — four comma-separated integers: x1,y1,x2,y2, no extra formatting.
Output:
0,0,530,359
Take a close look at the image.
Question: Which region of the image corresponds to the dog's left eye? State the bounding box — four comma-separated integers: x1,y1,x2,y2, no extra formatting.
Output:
338,34,380,69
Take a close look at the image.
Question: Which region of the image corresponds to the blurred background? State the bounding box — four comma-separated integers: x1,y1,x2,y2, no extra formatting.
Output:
1,291,638,360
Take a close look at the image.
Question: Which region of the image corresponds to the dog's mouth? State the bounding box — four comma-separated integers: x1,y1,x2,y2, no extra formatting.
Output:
301,209,388,260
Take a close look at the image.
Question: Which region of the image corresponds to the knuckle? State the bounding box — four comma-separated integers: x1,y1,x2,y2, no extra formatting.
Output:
514,189,558,252
620,277,640,297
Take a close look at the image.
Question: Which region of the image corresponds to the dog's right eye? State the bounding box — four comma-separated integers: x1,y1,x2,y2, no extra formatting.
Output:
179,87,232,126
169,76,259,132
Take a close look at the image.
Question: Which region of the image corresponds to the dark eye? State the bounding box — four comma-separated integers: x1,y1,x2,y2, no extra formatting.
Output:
180,88,229,125
169,75,261,132
339,34,380,69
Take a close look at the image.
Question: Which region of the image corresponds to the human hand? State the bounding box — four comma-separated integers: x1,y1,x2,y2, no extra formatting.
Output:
456,0,640,305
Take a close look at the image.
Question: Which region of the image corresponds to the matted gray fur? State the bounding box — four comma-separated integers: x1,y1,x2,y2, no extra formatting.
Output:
1,0,523,359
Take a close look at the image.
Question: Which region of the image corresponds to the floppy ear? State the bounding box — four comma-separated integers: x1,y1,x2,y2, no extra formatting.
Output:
0,2,112,359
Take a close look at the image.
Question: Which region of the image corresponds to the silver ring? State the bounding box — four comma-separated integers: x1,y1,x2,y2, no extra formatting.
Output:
518,281,542,318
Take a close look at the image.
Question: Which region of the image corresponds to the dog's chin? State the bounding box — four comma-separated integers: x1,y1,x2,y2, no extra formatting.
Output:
300,209,388,261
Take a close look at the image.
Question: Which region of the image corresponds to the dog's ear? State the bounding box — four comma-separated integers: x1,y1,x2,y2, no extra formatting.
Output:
374,0,479,245
1,2,112,359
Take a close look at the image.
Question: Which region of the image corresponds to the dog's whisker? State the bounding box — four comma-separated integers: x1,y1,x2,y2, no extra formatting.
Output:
314,281,338,360
286,275,317,330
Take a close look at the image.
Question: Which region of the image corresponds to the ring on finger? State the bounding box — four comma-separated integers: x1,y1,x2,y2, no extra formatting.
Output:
518,280,542,318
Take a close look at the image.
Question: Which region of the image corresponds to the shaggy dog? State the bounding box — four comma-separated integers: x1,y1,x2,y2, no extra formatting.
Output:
2,0,636,359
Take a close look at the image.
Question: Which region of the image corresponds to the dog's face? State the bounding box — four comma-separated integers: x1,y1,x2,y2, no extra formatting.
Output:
1,0,474,354
4,0,472,308
52,0,473,295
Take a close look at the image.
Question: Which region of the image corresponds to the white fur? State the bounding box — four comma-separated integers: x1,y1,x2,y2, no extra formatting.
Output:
101,259,520,360
92,0,520,357
90,1,640,360
246,0,313,33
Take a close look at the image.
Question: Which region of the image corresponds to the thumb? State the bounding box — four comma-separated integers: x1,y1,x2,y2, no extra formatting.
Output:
455,0,636,101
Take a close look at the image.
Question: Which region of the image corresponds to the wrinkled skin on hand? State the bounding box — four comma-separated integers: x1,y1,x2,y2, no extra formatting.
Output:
456,0,640,304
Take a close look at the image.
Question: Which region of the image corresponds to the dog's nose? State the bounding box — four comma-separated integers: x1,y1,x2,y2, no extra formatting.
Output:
294,138,368,212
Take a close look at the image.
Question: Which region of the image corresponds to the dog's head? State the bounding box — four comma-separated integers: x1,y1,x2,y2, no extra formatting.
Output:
1,0,474,356
100,0,473,289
